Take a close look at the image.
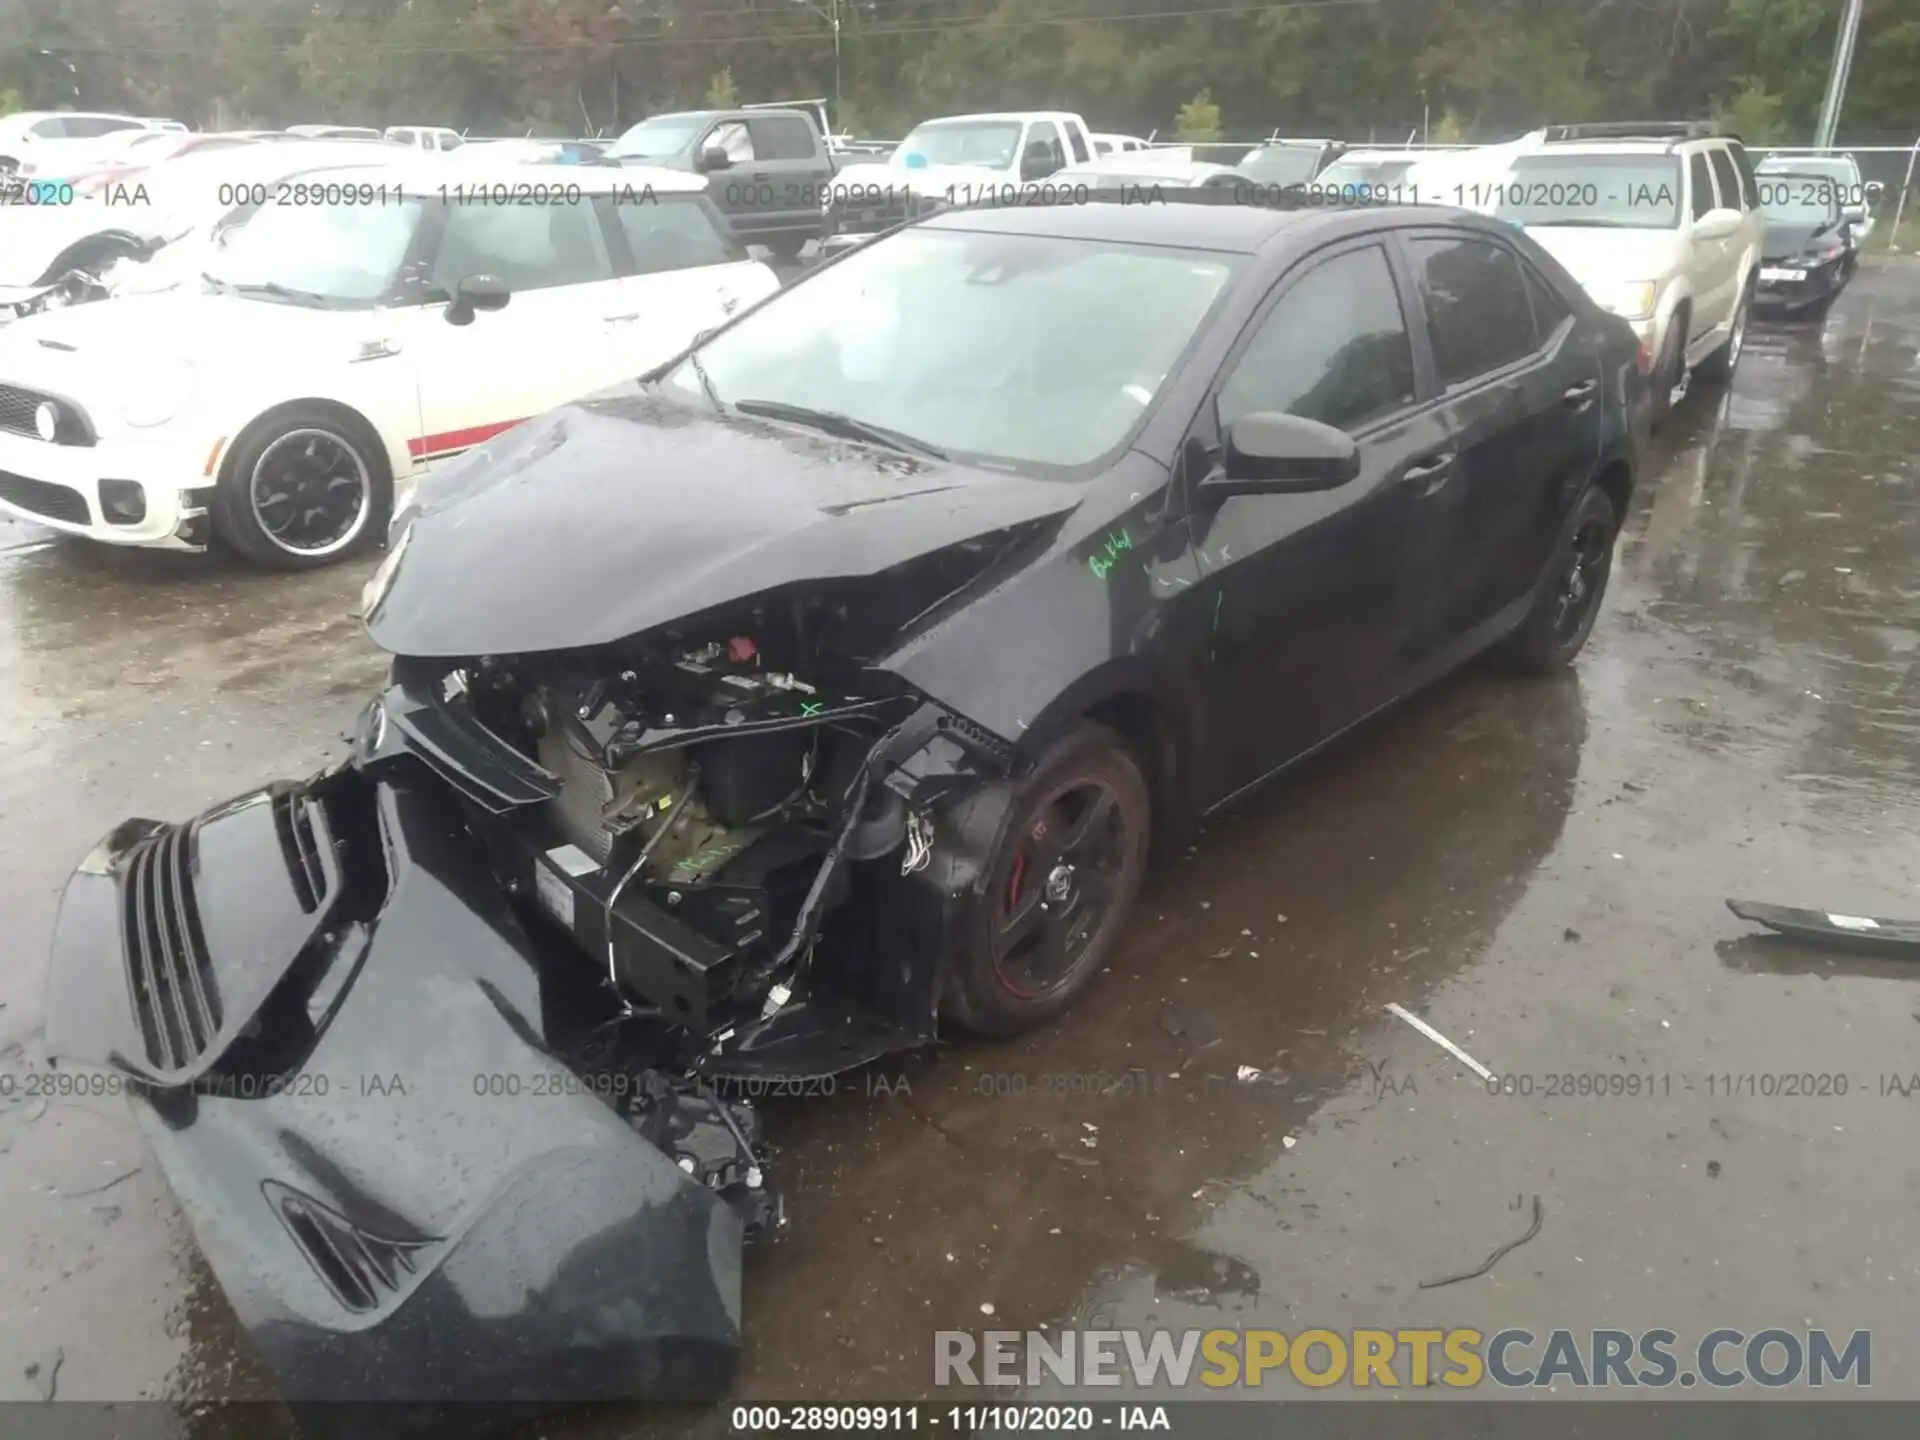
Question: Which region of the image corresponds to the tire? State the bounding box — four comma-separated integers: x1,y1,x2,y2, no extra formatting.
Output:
1647,312,1686,427
942,723,1152,1037
765,233,808,261
1501,485,1620,674
211,406,391,570
1696,281,1751,383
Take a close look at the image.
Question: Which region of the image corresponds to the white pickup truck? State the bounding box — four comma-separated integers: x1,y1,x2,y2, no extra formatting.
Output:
822,111,1096,254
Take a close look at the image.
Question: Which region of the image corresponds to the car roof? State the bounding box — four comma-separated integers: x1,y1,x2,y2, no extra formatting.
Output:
1756,152,1856,170
299,159,703,193
914,112,1079,125
923,193,1479,253
1524,138,1719,156
1325,148,1420,164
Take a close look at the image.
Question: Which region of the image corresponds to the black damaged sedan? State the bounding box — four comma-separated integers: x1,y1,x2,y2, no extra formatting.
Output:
1754,172,1858,316
45,195,1640,1428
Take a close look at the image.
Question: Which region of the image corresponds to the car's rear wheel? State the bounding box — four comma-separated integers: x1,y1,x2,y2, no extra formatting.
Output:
212,406,390,570
1696,281,1751,383
942,723,1151,1037
1501,485,1620,673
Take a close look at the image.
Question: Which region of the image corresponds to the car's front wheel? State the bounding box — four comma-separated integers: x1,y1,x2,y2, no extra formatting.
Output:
942,723,1151,1036
1502,485,1620,673
212,406,391,570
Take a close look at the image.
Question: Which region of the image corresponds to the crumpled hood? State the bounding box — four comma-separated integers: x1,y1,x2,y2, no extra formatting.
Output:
367,390,1084,658
0,203,166,288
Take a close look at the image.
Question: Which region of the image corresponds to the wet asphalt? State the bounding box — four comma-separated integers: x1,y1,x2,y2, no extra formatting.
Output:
5,259,1920,1427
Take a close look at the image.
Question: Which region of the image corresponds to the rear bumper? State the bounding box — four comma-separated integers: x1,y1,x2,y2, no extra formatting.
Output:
45,772,745,1415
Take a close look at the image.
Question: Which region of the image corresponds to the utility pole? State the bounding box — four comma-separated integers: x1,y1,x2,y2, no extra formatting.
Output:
1812,0,1866,151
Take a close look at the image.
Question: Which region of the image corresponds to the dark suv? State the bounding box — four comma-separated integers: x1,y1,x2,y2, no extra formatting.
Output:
603,107,834,259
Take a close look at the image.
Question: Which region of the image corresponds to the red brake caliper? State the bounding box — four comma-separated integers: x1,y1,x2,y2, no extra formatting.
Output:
1007,849,1027,910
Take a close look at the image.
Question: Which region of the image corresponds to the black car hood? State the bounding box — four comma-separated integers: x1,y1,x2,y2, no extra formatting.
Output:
368,392,1085,658
1762,218,1839,261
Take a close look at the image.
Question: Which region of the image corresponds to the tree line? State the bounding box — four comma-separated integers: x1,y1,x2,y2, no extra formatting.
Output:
0,0,1914,145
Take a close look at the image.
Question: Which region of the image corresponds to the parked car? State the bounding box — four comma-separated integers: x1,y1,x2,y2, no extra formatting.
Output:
0,138,417,312
823,110,1096,253
385,125,465,151
1309,147,1423,198
1234,138,1347,187
0,161,778,565
1090,132,1151,155
1753,171,1857,315
1056,155,1242,189
286,124,384,140
604,107,835,259
0,111,159,175
1755,151,1881,246
1422,122,1765,422
41,192,1638,1424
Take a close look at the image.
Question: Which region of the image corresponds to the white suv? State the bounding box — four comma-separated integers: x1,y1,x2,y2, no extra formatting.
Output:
1428,123,1766,420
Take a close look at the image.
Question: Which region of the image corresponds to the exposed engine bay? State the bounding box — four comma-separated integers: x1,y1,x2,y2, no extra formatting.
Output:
334,599,1025,1247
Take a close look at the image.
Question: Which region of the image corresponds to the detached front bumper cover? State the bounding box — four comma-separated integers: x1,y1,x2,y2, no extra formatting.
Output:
45,773,747,1425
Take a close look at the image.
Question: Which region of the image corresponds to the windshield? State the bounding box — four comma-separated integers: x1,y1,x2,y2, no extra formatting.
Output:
1314,156,1417,192
896,121,1025,169
663,227,1239,470
607,116,704,160
1235,146,1322,186
204,197,423,303
1757,156,1854,184
1758,176,1841,225
1478,154,1683,229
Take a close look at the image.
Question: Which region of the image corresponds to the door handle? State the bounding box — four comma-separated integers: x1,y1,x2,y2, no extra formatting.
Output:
603,312,641,323
1399,452,1455,494
1563,379,1599,407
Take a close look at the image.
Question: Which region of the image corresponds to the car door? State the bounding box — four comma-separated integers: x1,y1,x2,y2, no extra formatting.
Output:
744,113,825,230
1184,237,1453,800
406,195,628,467
606,191,776,375
1708,144,1756,285
1685,149,1734,343
1402,230,1603,643
701,119,764,233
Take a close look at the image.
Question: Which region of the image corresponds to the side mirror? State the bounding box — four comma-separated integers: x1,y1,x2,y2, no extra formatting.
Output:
1692,207,1743,241
696,145,732,173
445,273,509,326
1205,412,1360,496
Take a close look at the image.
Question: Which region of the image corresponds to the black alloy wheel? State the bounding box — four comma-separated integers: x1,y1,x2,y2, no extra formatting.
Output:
212,405,392,569
1502,485,1620,673
944,723,1151,1035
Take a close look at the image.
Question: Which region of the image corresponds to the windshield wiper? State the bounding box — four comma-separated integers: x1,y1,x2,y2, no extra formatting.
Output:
225,280,337,307
732,399,948,461
685,348,726,412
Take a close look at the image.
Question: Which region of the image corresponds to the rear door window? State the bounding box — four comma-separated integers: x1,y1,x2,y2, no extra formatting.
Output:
1410,235,1538,385
1708,147,1744,211
1689,152,1717,220
746,116,816,161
